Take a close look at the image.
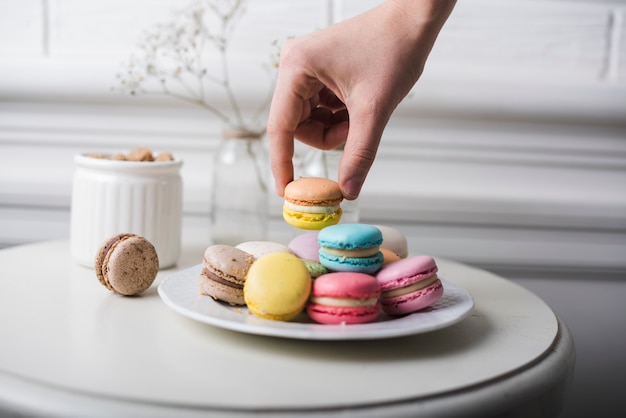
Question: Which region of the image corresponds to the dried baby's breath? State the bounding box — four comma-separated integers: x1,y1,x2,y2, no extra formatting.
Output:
115,0,278,132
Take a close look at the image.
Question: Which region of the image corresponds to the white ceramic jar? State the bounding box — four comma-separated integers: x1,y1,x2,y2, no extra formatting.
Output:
70,154,183,269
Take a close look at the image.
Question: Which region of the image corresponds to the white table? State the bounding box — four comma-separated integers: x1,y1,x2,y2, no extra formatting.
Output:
0,237,575,418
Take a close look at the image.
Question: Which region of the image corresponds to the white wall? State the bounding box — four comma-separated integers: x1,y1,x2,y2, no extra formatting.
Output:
1,0,624,273
1,1,626,416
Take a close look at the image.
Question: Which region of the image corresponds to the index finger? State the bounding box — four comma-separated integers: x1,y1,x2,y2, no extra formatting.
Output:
266,81,302,197
266,65,323,196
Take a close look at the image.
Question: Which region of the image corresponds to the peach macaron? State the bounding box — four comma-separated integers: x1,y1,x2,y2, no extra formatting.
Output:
282,177,343,230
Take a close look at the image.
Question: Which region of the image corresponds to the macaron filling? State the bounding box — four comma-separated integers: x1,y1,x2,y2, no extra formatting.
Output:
203,258,247,286
201,267,244,289
284,201,341,214
310,296,379,308
320,246,381,258
382,274,439,298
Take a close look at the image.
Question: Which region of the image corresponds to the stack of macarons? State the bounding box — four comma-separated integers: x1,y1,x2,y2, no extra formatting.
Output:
197,222,444,325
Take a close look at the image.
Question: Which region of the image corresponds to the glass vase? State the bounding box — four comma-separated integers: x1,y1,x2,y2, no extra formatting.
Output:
210,129,269,245
301,146,360,223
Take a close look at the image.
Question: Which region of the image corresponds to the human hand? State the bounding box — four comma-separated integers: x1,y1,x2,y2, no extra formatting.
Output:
267,0,456,199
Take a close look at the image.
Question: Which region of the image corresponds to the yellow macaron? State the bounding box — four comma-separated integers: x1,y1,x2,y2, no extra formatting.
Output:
244,252,311,321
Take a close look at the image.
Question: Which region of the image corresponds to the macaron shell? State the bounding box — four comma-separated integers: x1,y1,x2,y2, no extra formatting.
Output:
283,207,342,230
374,224,409,258
288,232,320,262
94,232,136,291
283,177,343,206
244,252,311,321
312,272,381,298
203,245,254,286
380,248,402,266
319,251,383,274
101,234,159,296
307,304,380,325
235,241,292,260
376,255,439,291
198,270,245,305
302,259,328,278
381,278,444,316
317,223,383,250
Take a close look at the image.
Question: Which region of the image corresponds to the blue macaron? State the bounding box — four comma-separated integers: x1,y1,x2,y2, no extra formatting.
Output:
317,223,384,274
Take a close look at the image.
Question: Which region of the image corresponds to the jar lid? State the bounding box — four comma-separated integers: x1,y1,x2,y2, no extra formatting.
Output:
74,153,183,174
222,129,264,140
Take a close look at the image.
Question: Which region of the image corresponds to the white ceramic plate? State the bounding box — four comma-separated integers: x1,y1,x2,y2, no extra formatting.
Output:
158,264,474,340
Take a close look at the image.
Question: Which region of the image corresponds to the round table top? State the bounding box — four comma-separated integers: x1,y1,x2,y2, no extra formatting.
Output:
0,237,574,417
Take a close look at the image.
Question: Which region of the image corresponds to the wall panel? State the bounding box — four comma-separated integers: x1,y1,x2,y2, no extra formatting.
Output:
0,0,44,55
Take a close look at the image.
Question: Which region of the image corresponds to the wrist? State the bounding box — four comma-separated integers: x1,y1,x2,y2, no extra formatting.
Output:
386,0,456,30
383,0,456,59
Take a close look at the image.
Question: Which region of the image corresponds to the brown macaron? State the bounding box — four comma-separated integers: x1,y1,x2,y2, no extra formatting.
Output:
199,244,255,305
94,233,159,296
282,177,343,230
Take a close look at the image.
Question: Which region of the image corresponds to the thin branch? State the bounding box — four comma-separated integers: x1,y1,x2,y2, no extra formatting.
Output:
220,46,245,128
142,89,231,123
114,0,277,132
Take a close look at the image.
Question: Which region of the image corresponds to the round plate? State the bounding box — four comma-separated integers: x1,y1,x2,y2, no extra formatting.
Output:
158,264,474,340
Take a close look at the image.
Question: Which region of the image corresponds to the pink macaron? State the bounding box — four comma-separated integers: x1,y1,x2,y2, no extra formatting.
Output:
307,272,381,325
375,255,443,316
